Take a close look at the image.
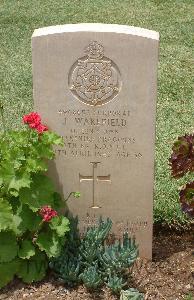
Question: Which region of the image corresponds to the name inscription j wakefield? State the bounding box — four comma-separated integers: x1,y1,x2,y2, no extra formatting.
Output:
32,24,159,259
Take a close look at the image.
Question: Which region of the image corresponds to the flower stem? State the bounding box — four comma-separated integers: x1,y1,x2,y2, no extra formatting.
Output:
0,101,6,133
65,192,74,203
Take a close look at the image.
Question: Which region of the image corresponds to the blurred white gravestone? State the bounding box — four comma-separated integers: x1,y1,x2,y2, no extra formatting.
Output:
32,23,159,259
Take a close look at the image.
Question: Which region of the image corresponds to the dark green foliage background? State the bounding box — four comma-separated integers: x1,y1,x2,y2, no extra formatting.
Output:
0,0,193,226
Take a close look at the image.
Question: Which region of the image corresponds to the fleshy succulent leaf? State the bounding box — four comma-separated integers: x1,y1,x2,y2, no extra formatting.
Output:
51,218,140,295
107,274,126,294
50,255,80,286
79,265,102,289
120,288,144,300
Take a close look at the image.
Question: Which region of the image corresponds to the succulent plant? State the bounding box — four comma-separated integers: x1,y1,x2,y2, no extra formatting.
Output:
79,217,112,265
99,233,138,274
79,265,102,289
120,288,144,300
106,273,126,294
50,217,140,296
50,255,80,286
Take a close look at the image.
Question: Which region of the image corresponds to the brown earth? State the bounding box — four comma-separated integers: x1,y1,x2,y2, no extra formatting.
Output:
0,227,193,300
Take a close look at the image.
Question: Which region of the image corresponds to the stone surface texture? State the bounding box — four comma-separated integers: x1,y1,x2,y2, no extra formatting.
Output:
32,23,159,258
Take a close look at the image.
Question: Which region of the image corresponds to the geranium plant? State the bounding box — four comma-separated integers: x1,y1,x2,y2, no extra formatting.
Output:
0,110,78,288
169,134,194,218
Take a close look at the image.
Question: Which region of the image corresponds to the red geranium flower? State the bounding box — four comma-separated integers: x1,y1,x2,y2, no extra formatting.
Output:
23,112,41,128
39,206,58,222
23,112,48,134
36,123,48,133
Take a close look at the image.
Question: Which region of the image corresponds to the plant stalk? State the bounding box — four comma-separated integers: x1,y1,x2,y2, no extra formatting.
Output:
0,101,6,133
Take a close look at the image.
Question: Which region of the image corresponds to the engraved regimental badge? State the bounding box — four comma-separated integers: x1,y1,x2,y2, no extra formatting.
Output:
69,41,121,106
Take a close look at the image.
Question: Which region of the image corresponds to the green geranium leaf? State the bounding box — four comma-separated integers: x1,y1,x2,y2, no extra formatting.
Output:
73,192,81,198
9,172,31,195
36,144,54,159
18,204,42,231
19,174,55,211
53,192,64,210
17,251,48,283
36,230,62,258
8,197,21,214
0,162,31,196
0,232,18,263
0,162,15,186
0,198,13,232
10,190,20,197
49,216,70,237
18,240,36,259
41,131,63,146
26,158,48,173
0,259,20,288
6,147,26,170
12,214,25,236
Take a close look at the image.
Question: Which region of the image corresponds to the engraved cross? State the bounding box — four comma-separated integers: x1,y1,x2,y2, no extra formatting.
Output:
79,162,111,208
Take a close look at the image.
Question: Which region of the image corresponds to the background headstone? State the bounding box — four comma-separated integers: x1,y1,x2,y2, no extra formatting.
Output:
32,23,159,259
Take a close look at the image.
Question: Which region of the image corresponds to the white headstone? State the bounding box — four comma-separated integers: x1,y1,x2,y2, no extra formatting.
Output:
32,23,159,259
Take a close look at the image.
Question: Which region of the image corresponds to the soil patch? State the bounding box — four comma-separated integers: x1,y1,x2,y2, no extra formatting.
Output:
0,228,193,300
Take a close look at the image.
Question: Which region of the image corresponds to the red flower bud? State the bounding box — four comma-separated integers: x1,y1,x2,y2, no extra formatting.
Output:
39,206,58,222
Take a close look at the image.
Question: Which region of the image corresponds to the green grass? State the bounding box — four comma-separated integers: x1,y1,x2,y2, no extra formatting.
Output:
184,294,193,300
0,0,193,226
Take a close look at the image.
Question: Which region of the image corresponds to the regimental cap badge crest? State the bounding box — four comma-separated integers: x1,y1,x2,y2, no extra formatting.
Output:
69,41,121,107
85,41,104,59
